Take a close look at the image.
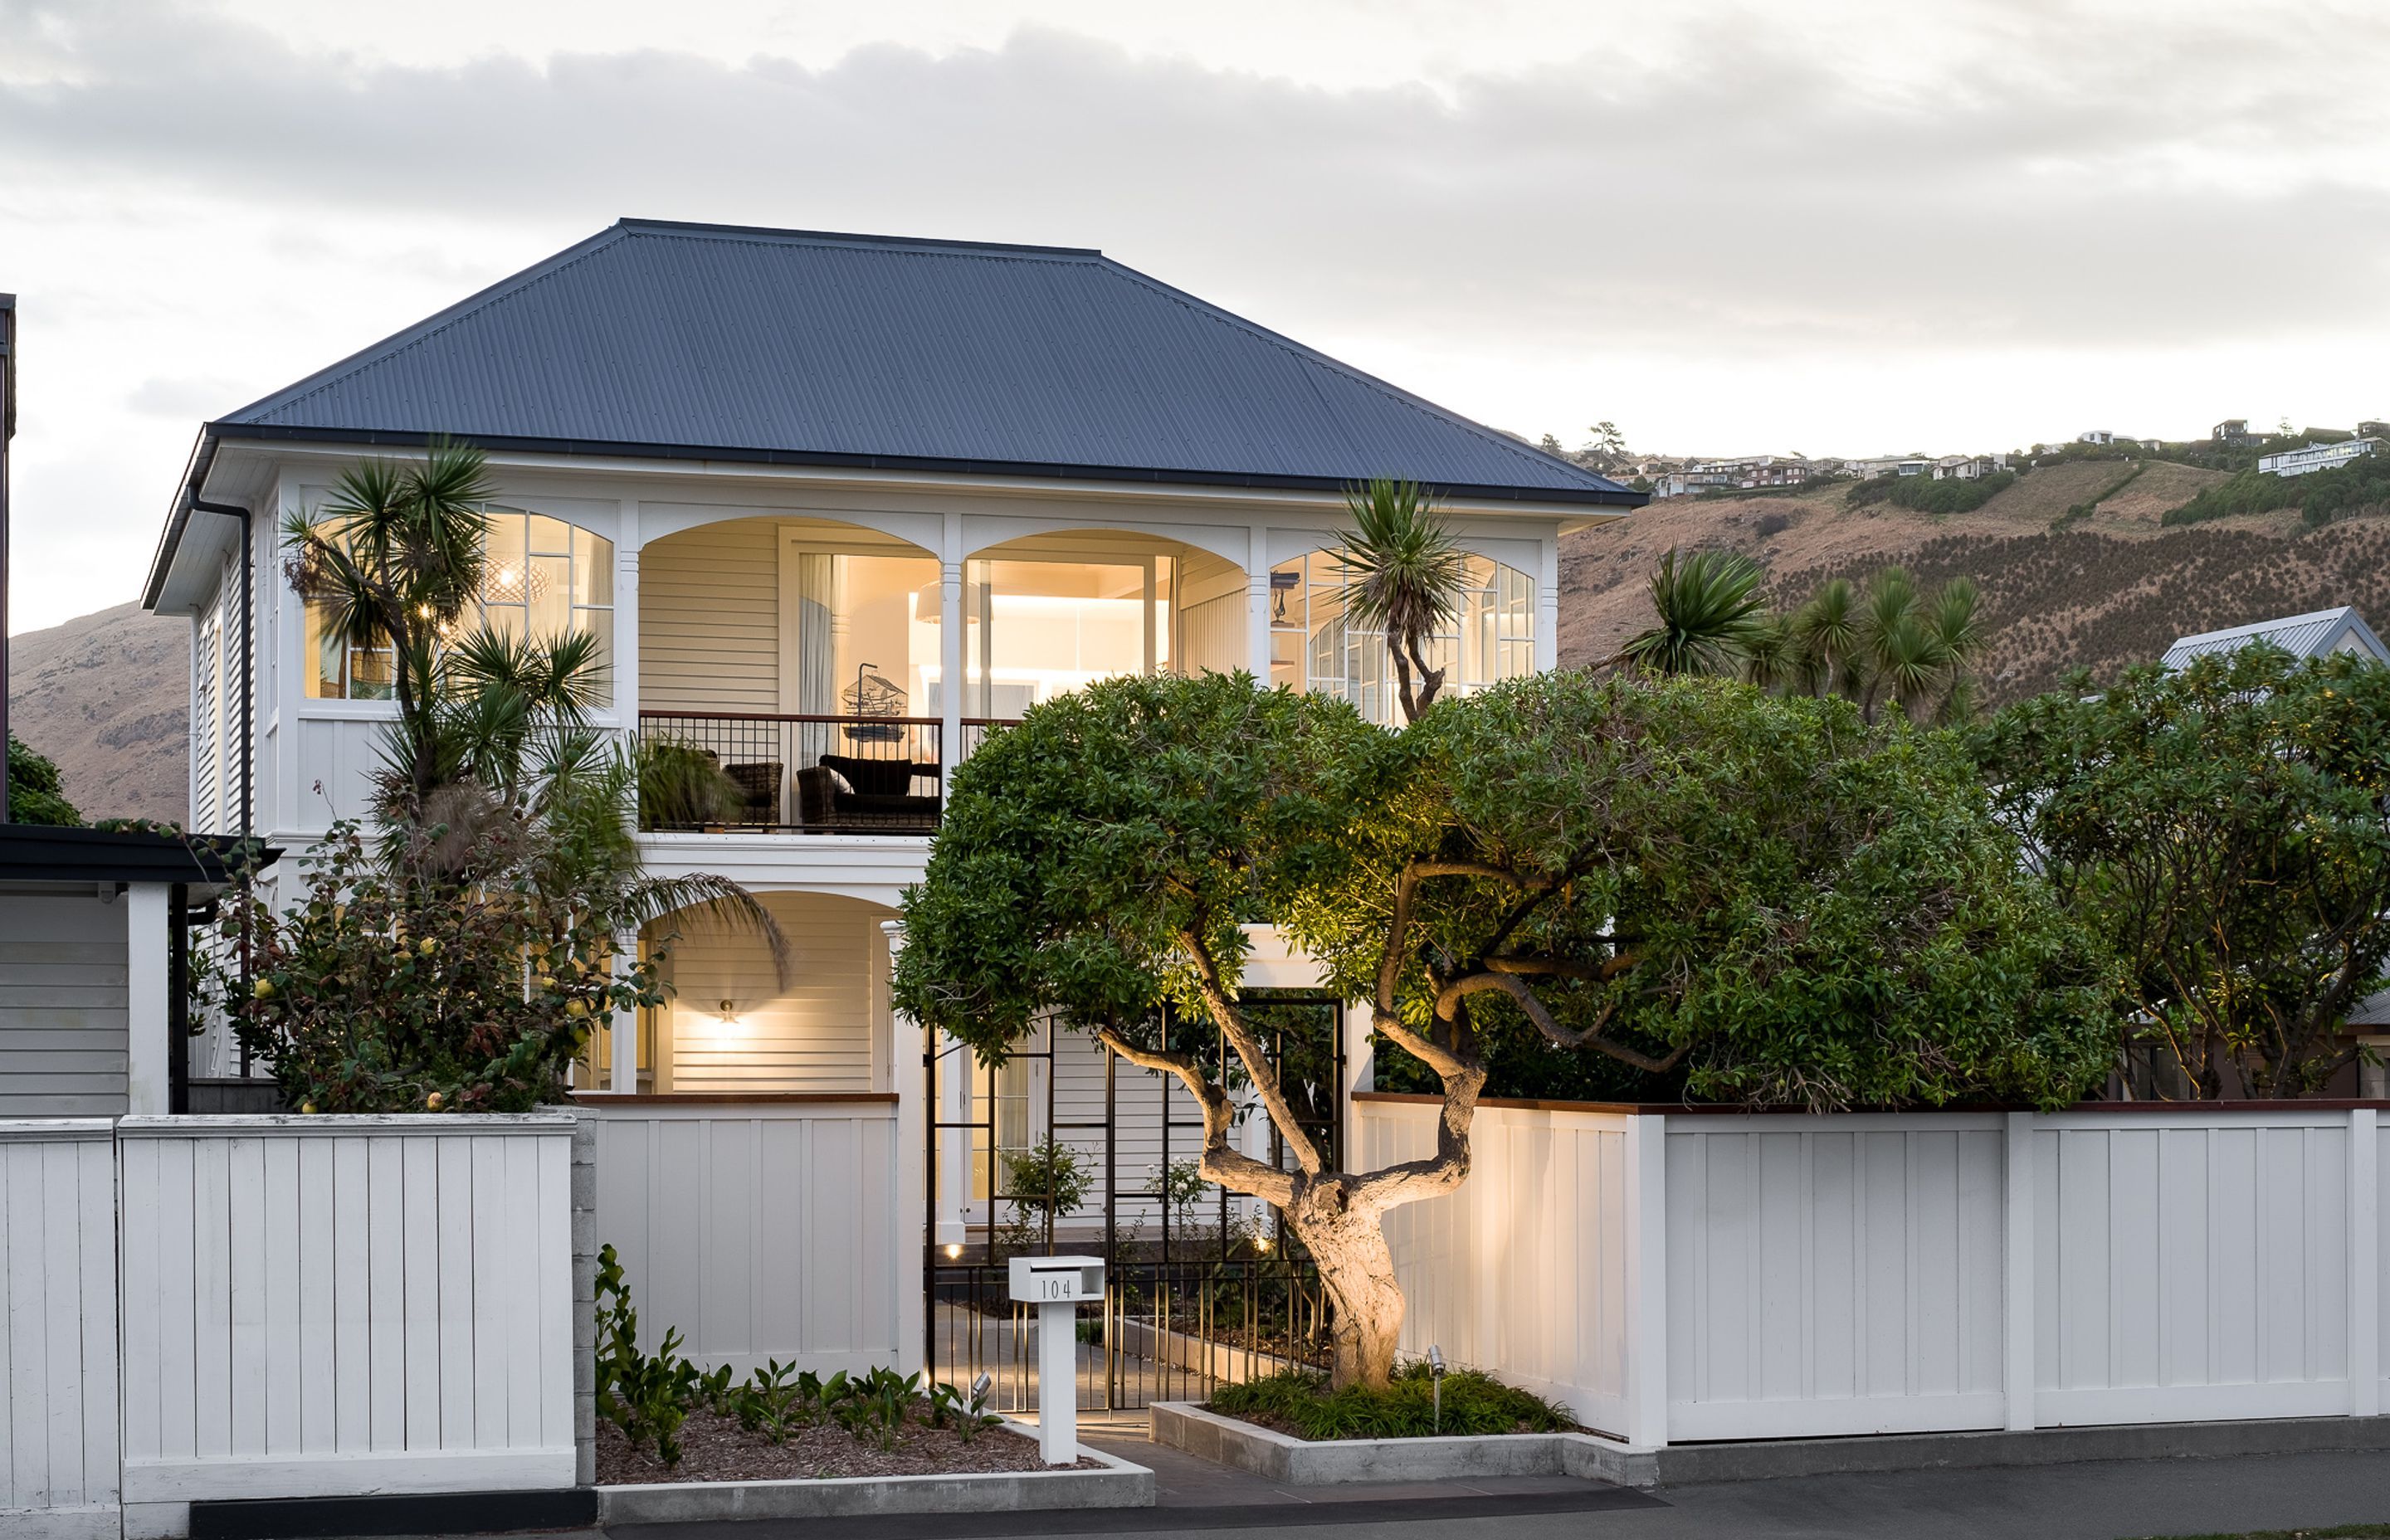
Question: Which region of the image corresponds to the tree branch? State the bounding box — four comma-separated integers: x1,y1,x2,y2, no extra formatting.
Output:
1179,931,1328,1177
1436,970,1688,1075
1094,1025,1295,1206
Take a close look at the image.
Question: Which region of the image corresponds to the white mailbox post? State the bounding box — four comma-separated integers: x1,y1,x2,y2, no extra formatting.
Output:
1008,1255,1103,1464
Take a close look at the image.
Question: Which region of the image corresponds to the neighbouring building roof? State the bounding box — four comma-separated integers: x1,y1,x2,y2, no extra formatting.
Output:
0,825,266,885
2160,607,2390,671
186,217,1638,506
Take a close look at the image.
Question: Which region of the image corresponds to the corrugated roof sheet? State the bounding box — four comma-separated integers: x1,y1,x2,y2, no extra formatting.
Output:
212,219,1637,505
2161,607,2390,670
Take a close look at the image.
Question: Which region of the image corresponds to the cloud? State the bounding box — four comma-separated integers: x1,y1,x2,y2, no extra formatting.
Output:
124,375,244,417
4,0,2390,631
3,1,2388,361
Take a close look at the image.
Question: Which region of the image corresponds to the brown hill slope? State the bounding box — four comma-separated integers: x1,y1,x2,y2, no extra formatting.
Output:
1558,461,2390,706
7,602,188,824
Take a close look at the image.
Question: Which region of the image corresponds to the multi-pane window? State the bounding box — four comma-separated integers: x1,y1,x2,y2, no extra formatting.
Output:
1268,550,1535,724
304,509,615,703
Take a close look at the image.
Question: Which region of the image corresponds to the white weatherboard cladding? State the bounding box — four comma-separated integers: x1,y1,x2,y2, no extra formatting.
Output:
639,519,781,714
587,1099,905,1378
114,1115,578,1503
661,893,886,1094
0,1123,120,1538
0,896,130,1118
1358,1099,2390,1445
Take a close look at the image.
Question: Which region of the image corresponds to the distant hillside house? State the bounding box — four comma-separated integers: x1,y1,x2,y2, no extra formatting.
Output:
2079,429,2115,446
1931,454,2007,481
2258,437,2382,478
2360,420,2389,441
2212,418,2251,445
2161,606,2390,671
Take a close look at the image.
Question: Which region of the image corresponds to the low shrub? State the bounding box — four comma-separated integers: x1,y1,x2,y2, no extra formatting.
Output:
2162,452,2390,529
1847,470,2016,515
1207,1363,1573,1440
594,1251,997,1466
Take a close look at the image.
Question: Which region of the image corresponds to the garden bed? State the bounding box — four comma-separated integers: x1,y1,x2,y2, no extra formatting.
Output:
1205,1362,1577,1440
597,1408,1101,1484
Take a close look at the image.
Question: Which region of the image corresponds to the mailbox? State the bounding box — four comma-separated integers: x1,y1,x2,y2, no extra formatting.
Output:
1009,1255,1104,1304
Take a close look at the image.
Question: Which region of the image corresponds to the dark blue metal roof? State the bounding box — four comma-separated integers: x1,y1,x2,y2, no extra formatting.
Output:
208,219,1638,505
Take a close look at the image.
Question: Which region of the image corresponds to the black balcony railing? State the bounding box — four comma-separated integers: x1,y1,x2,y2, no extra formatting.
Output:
637,712,1011,835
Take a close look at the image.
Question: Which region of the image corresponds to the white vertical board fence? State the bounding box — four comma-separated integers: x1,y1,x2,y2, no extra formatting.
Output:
0,1121,120,1540
1359,1101,1637,1436
584,1096,912,1378
115,1114,578,1505
1354,1096,2390,1447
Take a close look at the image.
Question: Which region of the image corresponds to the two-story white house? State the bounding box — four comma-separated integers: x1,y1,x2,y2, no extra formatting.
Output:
139,220,1645,1338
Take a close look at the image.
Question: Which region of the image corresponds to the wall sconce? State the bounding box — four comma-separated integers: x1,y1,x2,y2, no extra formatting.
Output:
715,999,741,1031
944,1242,963,1260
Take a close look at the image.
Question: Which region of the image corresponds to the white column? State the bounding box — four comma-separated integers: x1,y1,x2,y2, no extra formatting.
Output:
1535,532,1560,673
2352,1108,2379,1416
608,929,637,1094
124,884,172,1115
884,919,929,1376
613,508,641,734
2003,1111,2037,1430
1246,524,1271,680
1621,1111,1669,1447
940,511,965,784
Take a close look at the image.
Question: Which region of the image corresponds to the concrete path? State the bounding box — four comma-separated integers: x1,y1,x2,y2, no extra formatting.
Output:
586,1446,2390,1540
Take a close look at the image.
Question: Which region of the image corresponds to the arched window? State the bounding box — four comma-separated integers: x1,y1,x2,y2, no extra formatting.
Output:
304,509,616,703
1268,550,1534,724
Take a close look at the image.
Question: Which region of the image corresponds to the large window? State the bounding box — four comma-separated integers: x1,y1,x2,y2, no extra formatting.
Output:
305,509,616,703
1269,549,1534,724
955,556,1175,718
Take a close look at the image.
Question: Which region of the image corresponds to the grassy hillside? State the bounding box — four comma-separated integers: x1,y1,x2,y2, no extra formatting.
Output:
1558,458,2390,707
6,602,188,825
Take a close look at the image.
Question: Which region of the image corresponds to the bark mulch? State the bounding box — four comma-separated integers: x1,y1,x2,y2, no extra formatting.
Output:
596,1406,1102,1484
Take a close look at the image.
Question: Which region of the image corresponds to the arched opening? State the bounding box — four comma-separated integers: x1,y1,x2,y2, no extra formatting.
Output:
1269,548,1536,724
956,529,1244,717
639,516,942,832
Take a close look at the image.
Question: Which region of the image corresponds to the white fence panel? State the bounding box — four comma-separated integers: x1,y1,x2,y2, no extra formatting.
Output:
1357,1099,1636,1435
0,1121,120,1540
586,1096,907,1377
1663,1115,2007,1440
2032,1110,2353,1425
116,1114,577,1506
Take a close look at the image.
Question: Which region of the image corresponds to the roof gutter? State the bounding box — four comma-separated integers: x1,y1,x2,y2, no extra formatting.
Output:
143,422,225,611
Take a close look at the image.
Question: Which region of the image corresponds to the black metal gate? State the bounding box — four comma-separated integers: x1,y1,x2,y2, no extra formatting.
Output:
924,993,1344,1412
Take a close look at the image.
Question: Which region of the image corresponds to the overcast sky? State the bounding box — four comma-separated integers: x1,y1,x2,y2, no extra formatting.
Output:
4,0,2388,631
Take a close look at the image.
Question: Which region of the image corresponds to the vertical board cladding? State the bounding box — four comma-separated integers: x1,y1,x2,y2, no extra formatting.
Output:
1355,1099,1635,1436
290,715,392,834
584,1098,905,1378
115,1114,578,1504
0,895,130,1118
0,1122,120,1538
1662,1117,2007,1440
637,519,781,713
2031,1111,2352,1424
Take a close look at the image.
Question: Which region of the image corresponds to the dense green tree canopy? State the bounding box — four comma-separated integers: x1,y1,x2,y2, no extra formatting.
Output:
1978,645,2390,1097
895,668,2117,1387
3,733,80,826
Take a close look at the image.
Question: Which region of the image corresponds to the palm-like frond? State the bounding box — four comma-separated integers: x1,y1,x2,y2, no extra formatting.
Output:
1332,479,1469,720
1789,578,1860,698
1611,548,1770,677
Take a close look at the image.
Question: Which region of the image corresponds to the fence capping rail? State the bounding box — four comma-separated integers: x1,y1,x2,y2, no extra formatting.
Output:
115,1110,582,1138
0,1115,115,1143
1351,1090,2390,1117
